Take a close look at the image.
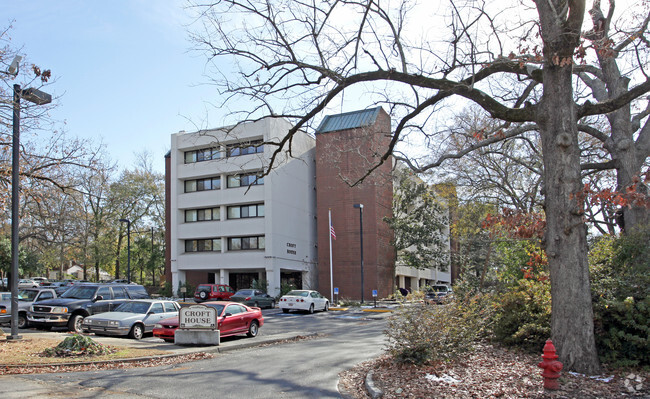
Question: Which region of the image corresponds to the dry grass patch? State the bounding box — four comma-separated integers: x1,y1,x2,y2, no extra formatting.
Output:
0,336,168,365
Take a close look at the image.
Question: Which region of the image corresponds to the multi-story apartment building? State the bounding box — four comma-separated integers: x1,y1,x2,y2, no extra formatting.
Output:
165,118,317,296
165,108,452,300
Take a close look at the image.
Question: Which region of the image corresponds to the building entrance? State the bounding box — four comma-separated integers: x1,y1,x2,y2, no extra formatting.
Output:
229,272,260,292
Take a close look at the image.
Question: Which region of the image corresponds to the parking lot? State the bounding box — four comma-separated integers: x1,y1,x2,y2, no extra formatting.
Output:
1,305,392,359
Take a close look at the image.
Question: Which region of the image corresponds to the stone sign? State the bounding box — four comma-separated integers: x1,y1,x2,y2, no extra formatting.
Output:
179,304,216,330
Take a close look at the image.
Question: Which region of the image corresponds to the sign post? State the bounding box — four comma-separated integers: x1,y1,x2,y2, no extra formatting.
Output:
372,290,378,307
334,287,339,306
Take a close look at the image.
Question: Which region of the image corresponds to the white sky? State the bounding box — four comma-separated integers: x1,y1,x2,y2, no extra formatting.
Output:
3,0,645,174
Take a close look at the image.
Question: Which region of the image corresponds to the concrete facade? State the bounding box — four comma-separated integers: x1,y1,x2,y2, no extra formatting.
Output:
167,118,317,296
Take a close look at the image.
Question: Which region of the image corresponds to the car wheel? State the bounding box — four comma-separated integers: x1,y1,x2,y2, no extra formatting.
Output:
323,302,329,312
199,291,208,301
269,300,276,309
17,313,28,329
164,339,174,343
129,323,144,340
247,320,259,337
308,304,314,314
282,308,289,313
68,314,84,333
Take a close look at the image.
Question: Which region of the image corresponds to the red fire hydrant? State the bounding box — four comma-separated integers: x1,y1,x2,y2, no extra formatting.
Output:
538,339,563,390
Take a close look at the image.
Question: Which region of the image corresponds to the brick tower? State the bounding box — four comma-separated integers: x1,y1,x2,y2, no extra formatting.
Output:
315,107,395,301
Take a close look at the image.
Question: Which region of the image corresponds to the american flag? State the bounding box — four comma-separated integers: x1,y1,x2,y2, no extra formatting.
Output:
330,224,336,240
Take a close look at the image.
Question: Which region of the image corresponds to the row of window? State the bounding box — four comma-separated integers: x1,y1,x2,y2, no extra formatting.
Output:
184,140,264,164
185,204,265,223
184,172,263,193
185,236,265,253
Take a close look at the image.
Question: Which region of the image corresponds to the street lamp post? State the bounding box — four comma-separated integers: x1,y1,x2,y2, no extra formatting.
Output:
119,219,131,283
353,203,364,303
4,56,52,340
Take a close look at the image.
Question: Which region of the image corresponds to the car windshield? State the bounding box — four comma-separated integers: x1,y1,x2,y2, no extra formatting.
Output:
61,286,97,299
431,285,449,292
235,290,254,296
196,285,211,292
205,303,226,316
17,290,40,301
286,290,309,297
115,301,151,313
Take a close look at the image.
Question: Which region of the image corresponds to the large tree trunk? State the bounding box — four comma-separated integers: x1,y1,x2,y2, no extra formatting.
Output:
539,63,601,374
536,0,601,374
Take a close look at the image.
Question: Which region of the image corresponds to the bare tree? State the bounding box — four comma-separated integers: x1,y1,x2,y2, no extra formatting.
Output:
187,0,650,373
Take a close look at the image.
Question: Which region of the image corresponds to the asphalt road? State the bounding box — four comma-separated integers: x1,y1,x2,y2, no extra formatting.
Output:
0,308,390,398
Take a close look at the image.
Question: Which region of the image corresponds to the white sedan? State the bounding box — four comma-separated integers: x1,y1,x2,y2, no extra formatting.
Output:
279,290,329,314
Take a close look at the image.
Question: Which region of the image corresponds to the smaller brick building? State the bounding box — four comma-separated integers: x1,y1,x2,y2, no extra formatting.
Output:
315,107,396,301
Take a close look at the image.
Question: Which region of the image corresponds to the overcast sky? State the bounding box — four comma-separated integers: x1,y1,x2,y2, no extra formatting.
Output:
4,1,643,175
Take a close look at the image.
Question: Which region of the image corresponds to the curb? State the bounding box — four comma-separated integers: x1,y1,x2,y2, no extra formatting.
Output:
365,369,384,398
0,332,319,370
362,308,393,313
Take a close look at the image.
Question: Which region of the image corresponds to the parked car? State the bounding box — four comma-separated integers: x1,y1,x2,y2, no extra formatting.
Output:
28,283,150,333
82,299,180,339
18,279,39,288
194,284,235,302
31,277,49,286
0,287,58,328
153,301,263,342
230,289,276,309
279,290,329,314
424,284,453,305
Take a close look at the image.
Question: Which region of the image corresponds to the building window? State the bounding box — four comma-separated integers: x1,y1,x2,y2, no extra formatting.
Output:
184,147,221,163
227,236,265,251
185,238,222,253
227,204,264,219
226,140,264,157
185,176,221,193
185,207,220,222
226,172,264,188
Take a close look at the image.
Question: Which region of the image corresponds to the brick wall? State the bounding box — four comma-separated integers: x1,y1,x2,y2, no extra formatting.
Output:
315,109,396,301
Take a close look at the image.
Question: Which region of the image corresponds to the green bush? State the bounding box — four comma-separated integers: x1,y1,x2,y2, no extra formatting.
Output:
590,227,650,367
177,281,195,298
492,276,551,352
594,296,650,367
276,283,296,299
159,281,173,297
384,294,495,364
251,278,269,293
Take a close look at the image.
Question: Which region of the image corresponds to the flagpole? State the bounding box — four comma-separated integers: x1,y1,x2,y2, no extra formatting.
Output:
329,208,334,302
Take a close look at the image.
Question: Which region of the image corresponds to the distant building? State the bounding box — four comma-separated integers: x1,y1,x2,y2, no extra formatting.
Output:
165,108,451,299
165,118,317,295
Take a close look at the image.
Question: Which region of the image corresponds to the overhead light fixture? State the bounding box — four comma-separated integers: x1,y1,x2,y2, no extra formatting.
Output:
7,55,22,76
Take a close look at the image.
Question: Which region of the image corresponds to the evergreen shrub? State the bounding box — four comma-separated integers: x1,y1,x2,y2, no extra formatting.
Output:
590,226,650,367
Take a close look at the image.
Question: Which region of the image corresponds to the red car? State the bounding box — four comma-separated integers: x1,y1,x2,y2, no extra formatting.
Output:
153,301,263,342
194,284,235,302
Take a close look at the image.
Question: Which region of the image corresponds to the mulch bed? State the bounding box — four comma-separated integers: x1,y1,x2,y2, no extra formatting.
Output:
339,344,649,398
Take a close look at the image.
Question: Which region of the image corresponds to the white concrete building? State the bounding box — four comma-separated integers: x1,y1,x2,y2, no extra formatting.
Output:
168,118,317,296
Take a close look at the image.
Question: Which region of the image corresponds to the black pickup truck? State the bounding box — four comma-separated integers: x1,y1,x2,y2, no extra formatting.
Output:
27,283,149,333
